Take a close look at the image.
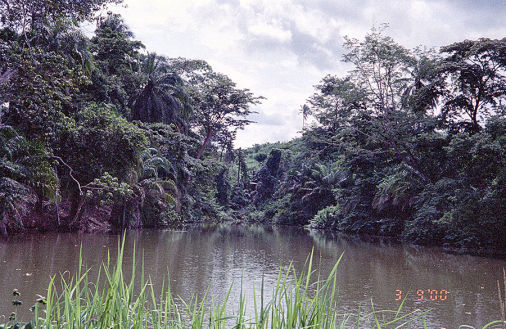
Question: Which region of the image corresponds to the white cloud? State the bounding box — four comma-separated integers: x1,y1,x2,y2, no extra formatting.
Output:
107,0,505,148
248,21,292,43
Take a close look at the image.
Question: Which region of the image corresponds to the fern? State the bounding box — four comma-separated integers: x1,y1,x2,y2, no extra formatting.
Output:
0,125,59,230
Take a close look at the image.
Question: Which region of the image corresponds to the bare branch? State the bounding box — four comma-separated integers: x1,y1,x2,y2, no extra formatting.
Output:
49,155,82,195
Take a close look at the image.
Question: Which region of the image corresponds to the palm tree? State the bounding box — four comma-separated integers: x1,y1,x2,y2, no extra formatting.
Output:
300,104,310,129
400,50,443,114
300,163,345,203
136,148,178,226
0,126,30,234
372,167,421,212
130,53,192,133
100,147,179,229
0,125,58,234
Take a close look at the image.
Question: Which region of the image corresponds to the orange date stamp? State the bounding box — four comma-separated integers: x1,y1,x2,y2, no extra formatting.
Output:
395,289,449,301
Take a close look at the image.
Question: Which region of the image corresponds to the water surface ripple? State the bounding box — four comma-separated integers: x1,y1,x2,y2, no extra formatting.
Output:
0,225,504,327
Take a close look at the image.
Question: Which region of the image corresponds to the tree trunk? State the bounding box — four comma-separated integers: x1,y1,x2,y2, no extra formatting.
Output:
68,191,85,230
0,220,7,237
132,199,142,228
237,157,241,183
175,188,182,213
197,129,213,160
69,197,85,230
110,201,124,229
35,193,43,213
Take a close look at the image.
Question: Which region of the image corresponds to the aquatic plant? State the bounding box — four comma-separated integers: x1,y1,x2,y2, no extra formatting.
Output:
1,239,501,329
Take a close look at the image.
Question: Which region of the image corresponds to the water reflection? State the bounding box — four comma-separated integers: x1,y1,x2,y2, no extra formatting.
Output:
0,225,504,327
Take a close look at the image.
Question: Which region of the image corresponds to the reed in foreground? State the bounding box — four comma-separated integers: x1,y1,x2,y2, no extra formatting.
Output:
0,238,466,328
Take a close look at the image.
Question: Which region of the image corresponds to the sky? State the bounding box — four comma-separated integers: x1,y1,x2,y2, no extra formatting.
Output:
104,0,505,148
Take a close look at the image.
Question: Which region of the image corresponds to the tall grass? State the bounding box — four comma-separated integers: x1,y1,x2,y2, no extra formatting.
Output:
1,237,440,329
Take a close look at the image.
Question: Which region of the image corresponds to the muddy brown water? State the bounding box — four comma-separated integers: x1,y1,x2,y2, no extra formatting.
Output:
0,224,504,327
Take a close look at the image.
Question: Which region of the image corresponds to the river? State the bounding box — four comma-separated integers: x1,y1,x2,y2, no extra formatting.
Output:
0,224,504,327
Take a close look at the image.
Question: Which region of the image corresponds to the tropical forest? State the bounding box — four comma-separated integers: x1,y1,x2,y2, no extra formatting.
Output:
0,0,505,328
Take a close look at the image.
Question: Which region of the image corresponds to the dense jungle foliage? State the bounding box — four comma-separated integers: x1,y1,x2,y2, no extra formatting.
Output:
233,30,506,251
0,1,504,251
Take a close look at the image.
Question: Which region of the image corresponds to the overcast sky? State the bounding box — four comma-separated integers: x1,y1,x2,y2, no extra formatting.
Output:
106,0,505,148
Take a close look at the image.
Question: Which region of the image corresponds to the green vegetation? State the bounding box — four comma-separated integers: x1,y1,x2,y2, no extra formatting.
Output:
227,29,506,252
0,0,261,232
0,0,504,253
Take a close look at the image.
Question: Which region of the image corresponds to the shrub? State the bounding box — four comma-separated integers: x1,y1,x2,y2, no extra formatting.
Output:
309,205,341,229
253,152,267,162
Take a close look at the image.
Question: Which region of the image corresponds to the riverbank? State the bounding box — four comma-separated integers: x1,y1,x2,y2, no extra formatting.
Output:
4,213,506,260
305,227,506,260
230,214,506,259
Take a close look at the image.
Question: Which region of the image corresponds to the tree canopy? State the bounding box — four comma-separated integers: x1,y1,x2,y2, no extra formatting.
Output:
0,5,503,253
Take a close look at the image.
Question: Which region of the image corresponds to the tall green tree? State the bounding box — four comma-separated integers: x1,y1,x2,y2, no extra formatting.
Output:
0,0,122,29
307,75,366,132
400,47,445,114
1,39,86,145
137,122,199,215
342,25,413,113
190,71,263,159
440,38,506,131
87,13,144,115
130,53,191,133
